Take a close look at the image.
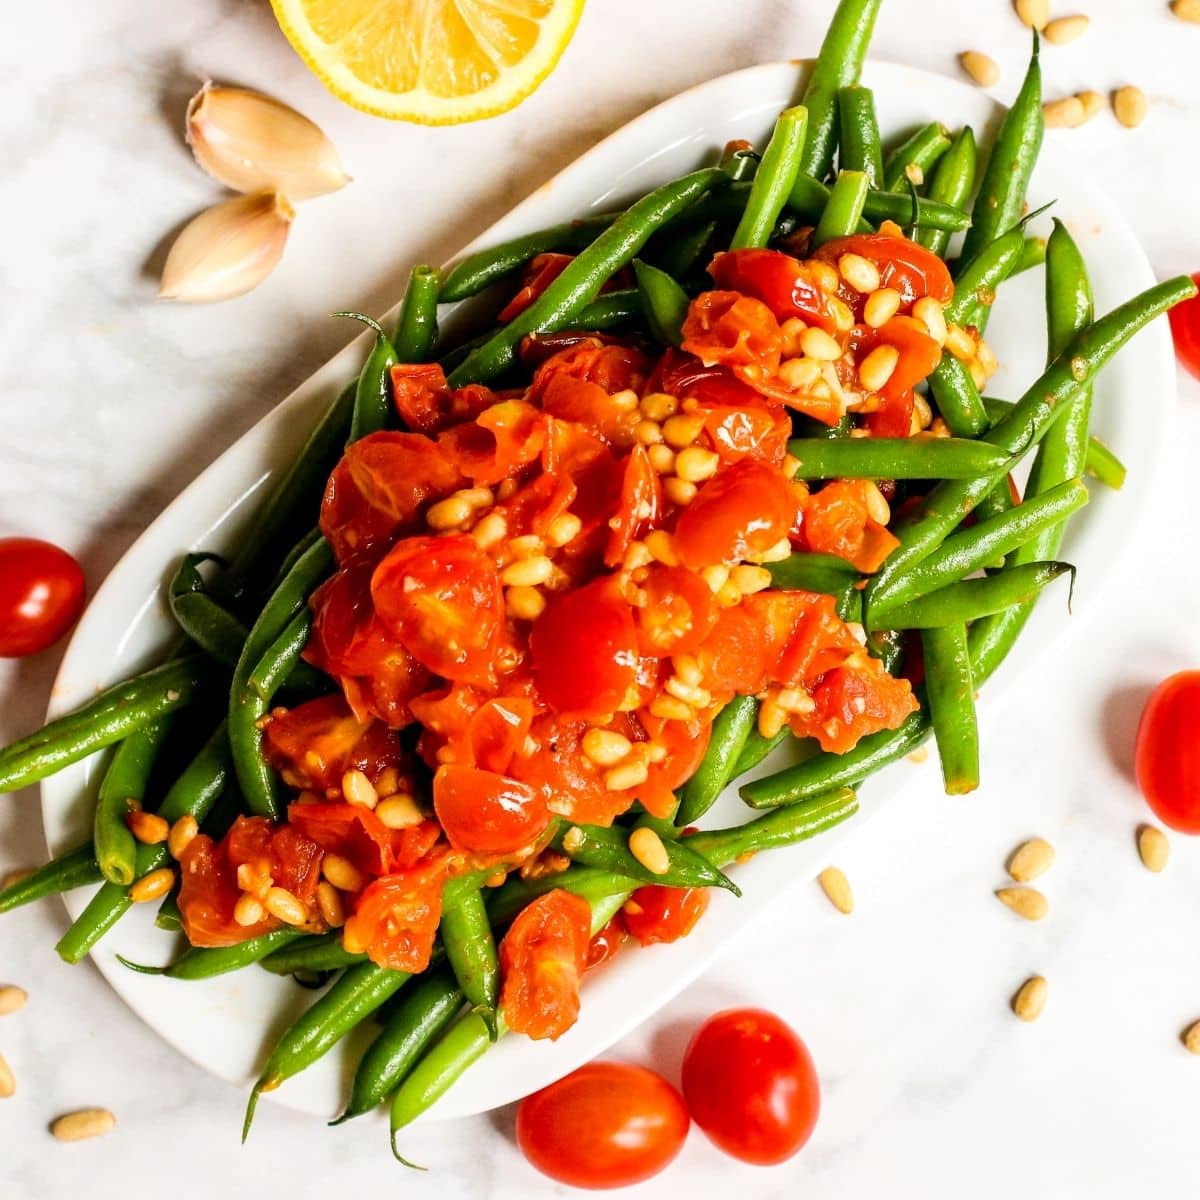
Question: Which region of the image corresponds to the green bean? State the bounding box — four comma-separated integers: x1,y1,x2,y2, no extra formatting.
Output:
93,721,171,886
837,86,884,186
1016,235,1047,276
334,968,465,1123
731,106,809,250
448,169,722,386
812,170,870,248
732,727,792,777
946,228,1027,326
765,551,859,597
247,609,313,700
686,787,858,860
243,961,413,1140
440,888,499,1039
798,0,885,180
652,220,718,280
486,865,640,930
260,931,366,975
117,929,306,980
169,554,248,665
633,260,689,347
155,892,181,931
921,624,979,795
927,354,990,439
867,562,1074,631
786,436,1012,480
882,122,951,192
676,696,758,826
56,721,231,963
0,656,208,795
981,397,1125,488
393,265,440,362
569,289,642,330
0,843,101,914
916,127,977,257
788,176,971,232
959,35,1044,265
338,313,398,444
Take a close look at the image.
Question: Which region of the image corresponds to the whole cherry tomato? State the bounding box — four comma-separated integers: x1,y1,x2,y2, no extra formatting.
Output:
0,537,85,658
681,1007,820,1165
516,1061,690,1189
1167,273,1200,381
1135,670,1200,833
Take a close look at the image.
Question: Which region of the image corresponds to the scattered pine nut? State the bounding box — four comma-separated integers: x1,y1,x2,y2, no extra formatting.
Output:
960,50,1000,88
0,985,28,1016
1183,1020,1200,1054
0,1052,14,1098
1113,85,1148,129
1137,824,1169,873
1014,0,1049,30
1172,0,1200,23
818,867,853,914
1007,837,1055,883
628,827,670,876
1012,975,1048,1022
995,886,1048,921
1,867,35,890
1044,96,1086,129
1044,14,1089,44
51,1108,116,1142
1076,89,1105,124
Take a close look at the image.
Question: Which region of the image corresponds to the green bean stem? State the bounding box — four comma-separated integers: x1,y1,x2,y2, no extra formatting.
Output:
731,106,808,250
393,265,440,363
340,314,398,444
882,122,951,192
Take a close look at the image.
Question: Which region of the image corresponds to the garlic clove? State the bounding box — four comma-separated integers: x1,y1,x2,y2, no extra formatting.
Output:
186,83,350,201
159,190,294,303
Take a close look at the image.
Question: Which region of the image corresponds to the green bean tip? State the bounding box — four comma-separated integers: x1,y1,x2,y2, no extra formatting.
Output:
114,954,167,976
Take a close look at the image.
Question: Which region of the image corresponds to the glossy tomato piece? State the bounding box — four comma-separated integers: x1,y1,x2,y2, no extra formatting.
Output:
499,888,592,1041
530,578,639,718
635,565,718,657
466,696,535,775
701,400,791,466
498,252,574,322
391,362,497,434
286,801,439,879
341,857,448,972
605,445,662,567
1135,671,1200,833
674,460,799,568
530,339,650,399
1168,274,1200,382
437,399,546,486
650,349,764,410
814,233,954,305
433,764,550,856
681,1008,820,1165
371,535,504,686
794,659,917,754
709,248,835,331
0,537,85,657
681,291,783,371
585,913,627,969
801,479,900,574
623,884,710,945
517,1062,690,1189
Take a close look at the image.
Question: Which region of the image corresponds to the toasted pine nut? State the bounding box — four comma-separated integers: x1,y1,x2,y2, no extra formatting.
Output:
800,327,843,362
562,826,585,854
0,986,28,1016
500,556,554,587
316,881,345,928
234,893,265,926
960,50,1000,88
425,493,474,530
674,446,719,483
1076,89,1105,123
628,827,670,875
1044,96,1086,129
604,761,648,791
546,512,582,547
609,388,639,412
944,323,977,361
700,564,730,594
757,697,787,739
0,1051,13,1098
647,443,676,474
640,392,678,421
730,564,772,595
968,358,989,390
582,728,633,767
649,694,694,721
755,537,793,564
818,867,853,914
1113,85,1148,129
322,853,365,893
1137,824,1169,873
237,861,272,899
1174,0,1200,22
811,261,840,294
265,886,307,926
506,584,546,621
167,815,199,860
471,510,508,549
376,794,426,830
1184,1020,1200,1054
375,767,401,798
858,345,900,393
912,296,948,345
129,867,174,904
645,530,679,566
911,393,933,434
1044,14,1088,44
778,356,824,390
1014,0,1048,30
663,478,698,506
128,811,169,845
672,654,704,688
342,769,378,810
51,1108,116,1141
662,413,706,448
838,252,881,294
779,317,808,355
635,418,664,445
995,885,1048,921
622,541,652,571
716,580,742,607
1007,837,1055,882
863,288,902,329
1012,975,1048,1022
777,687,815,714
508,533,545,559
907,745,930,764
975,336,999,377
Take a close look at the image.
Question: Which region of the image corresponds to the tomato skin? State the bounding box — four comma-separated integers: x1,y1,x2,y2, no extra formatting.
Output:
286,802,438,878
635,565,718,658
1135,671,1200,833
681,290,783,371
814,233,954,305
517,1061,690,1190
433,764,551,856
0,538,85,658
681,1008,820,1165
1168,274,1200,382
585,913,626,969
623,885,710,945
341,857,448,972
709,248,835,331
605,444,662,567
499,252,574,322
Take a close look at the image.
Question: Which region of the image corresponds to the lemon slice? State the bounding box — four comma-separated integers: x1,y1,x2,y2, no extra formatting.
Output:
269,0,586,124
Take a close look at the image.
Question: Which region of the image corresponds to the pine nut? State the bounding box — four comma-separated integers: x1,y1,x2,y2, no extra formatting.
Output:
129,867,174,903
234,893,265,926
811,261,840,294
635,418,664,445
1007,837,1055,882
647,444,676,474
237,861,272,898
51,1108,117,1141
322,853,365,893
730,564,772,595
960,50,1001,88
1044,14,1088,44
800,327,842,362
1113,85,1148,129
623,541,652,571
1184,1020,1200,1053
672,654,704,687
508,533,545,559
645,530,679,566
755,537,793,564
501,556,554,587
995,885,1048,921
838,253,881,294
777,687,815,714
375,767,401,798
471,510,508,549
911,393,933,433
582,728,633,767
716,580,742,607
858,345,900,393
664,677,711,707
376,794,426,830
546,512,582,547
968,358,989,389
317,881,346,928
1012,976,1048,1022
818,867,853,914
975,337,998,377
0,986,28,1016
1044,96,1086,128
342,769,378,810
128,811,169,845
863,288,902,329
663,478,698,506
649,694,694,721
1014,0,1048,30
912,296,948,345
1174,0,1200,22
426,493,474,531
700,564,730,594
610,388,639,412
945,323,977,361
604,761,648,791
628,827,670,875
778,356,824,390
640,392,678,421
1076,89,1105,123
265,886,307,925
561,826,585,854
506,584,546,620
167,815,199,860
1137,824,1169,873
757,697,787,739
674,446,719,483
662,414,706,448
780,317,808,355
0,1051,13,1098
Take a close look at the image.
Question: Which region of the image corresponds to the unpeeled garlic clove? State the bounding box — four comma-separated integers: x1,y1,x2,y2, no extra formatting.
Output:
186,83,350,201
159,191,294,303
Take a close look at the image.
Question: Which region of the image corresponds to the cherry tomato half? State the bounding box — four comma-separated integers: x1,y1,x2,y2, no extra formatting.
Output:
0,537,85,658
681,1007,820,1165
1135,670,1200,833
1168,273,1200,382
516,1061,690,1189
432,764,550,856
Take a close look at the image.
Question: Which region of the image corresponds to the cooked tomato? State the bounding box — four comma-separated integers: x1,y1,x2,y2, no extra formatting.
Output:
605,444,662,567
1168,274,1200,381
681,1008,820,1165
517,1062,690,1189
814,233,954,305
709,248,835,331
286,802,439,879
701,400,791,466
801,479,900,574
698,602,773,694
530,339,650,398
0,537,85,658
681,290,783,371
623,884,710,945
1135,671,1200,833
433,764,550,856
438,399,546,486
585,913,627,969
499,889,591,1040
651,349,765,410
371,535,504,686
466,696,535,774
635,565,718,657
674,460,799,568
391,362,499,435
499,252,574,321
795,659,918,753
341,857,448,971
530,578,639,717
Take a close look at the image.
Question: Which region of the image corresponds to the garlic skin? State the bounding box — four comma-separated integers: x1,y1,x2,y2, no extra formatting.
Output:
186,83,350,201
159,191,294,303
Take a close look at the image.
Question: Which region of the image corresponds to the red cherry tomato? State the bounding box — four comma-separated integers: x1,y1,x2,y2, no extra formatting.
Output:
635,565,718,657
622,884,710,945
814,233,954,305
432,764,550,856
516,1061,690,1189
0,537,85,658
341,857,448,972
1135,670,1200,833
681,1007,820,1165
709,248,835,331
1168,273,1200,381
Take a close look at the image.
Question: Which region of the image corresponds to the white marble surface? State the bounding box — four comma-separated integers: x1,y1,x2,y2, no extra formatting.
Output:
2,1,1199,1195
